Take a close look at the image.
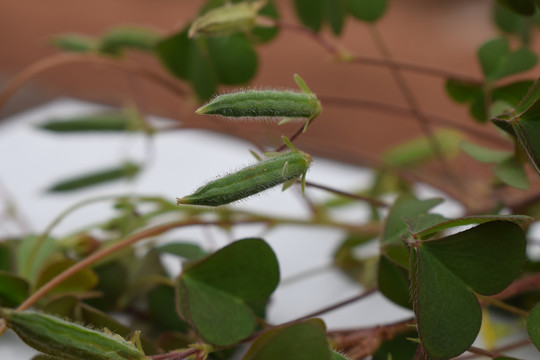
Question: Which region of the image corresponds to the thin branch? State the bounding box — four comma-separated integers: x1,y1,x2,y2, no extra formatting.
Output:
288,287,377,324
271,19,480,84
465,346,505,358
0,53,188,115
319,95,509,147
305,181,389,208
149,348,198,360
369,26,465,192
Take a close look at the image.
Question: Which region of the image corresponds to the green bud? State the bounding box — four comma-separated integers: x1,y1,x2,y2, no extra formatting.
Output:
1,308,148,360
189,1,267,38
177,150,312,206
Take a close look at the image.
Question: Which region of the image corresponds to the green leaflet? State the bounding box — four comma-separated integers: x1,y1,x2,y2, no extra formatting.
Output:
1,308,147,360
177,151,311,206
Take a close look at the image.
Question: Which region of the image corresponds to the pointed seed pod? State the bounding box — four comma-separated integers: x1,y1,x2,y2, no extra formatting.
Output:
0,308,148,360
195,74,322,122
189,1,267,38
177,150,312,206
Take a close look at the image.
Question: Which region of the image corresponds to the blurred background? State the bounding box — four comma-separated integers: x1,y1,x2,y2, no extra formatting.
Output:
0,0,535,164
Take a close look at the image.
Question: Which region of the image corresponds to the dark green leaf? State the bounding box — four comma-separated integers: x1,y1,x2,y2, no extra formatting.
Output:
51,34,97,53
445,79,482,103
84,261,128,311
38,111,137,133
497,0,536,16
176,238,279,345
207,34,258,85
47,162,140,192
156,242,207,261
377,255,411,309
324,0,346,35
99,26,160,56
527,303,540,351
493,3,532,44
34,259,98,295
477,37,537,81
413,247,482,359
294,0,323,32
344,0,388,23
242,319,331,360
410,214,531,240
372,330,418,360
148,284,188,332
413,221,527,359
0,271,29,307
43,295,79,318
155,28,191,80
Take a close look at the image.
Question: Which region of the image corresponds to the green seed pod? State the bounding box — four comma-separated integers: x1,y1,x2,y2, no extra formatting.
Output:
47,162,140,192
0,308,148,360
188,1,267,38
195,74,322,124
177,150,312,206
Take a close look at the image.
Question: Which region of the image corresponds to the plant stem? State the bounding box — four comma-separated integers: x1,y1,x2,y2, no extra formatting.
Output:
319,95,509,147
458,338,533,359
369,26,465,192
0,53,188,115
305,181,389,208
271,19,480,84
477,294,529,317
149,348,198,360
288,287,377,324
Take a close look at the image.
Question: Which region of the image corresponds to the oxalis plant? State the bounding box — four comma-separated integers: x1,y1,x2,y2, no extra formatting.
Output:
5,0,540,359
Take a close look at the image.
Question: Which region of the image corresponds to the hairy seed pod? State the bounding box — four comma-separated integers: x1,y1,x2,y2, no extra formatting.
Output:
195,90,322,120
188,1,267,38
177,151,312,206
1,308,148,360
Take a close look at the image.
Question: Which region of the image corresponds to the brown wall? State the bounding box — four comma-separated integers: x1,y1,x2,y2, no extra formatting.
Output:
0,0,537,168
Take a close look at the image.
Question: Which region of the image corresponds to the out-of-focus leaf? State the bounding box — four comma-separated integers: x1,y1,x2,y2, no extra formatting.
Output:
324,0,346,35
528,303,540,351
156,26,258,100
491,78,540,175
156,242,207,261
344,0,388,23
0,271,29,307
17,235,60,282
43,295,79,318
382,129,463,168
372,330,418,360
382,193,443,247
477,37,537,81
176,238,279,345
377,255,411,309
497,0,536,16
461,141,513,163
494,157,530,189
197,0,280,43
493,2,532,44
85,261,129,311
207,34,258,85
51,34,97,53
148,284,189,333
34,259,98,295
99,26,161,56
448,79,533,122
242,319,331,360
47,162,140,193
412,221,526,359
38,111,138,133
294,0,324,32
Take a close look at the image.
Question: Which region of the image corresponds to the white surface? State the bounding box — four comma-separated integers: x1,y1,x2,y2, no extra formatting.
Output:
0,99,537,358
